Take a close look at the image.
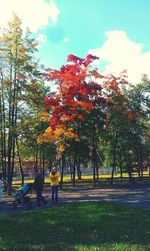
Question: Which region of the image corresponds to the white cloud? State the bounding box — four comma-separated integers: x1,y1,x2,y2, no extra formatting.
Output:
0,0,59,32
37,34,47,43
89,31,150,83
63,37,69,43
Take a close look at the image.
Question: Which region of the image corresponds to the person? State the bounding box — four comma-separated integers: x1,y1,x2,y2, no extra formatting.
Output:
16,183,32,197
50,167,60,204
34,168,47,208
0,174,3,202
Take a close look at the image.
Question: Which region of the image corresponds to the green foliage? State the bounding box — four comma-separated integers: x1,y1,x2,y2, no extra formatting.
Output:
0,14,52,187
0,13,149,183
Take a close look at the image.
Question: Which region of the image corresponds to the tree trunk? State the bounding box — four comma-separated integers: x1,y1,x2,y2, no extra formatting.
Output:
127,153,133,182
110,130,118,184
7,132,13,195
120,162,123,178
60,155,64,190
16,138,24,185
77,160,82,180
0,69,7,182
148,158,150,177
72,154,77,186
68,159,73,180
92,144,96,188
139,148,143,180
42,145,45,183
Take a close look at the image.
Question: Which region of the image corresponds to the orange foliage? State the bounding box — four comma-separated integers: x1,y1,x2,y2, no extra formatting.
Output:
38,54,138,157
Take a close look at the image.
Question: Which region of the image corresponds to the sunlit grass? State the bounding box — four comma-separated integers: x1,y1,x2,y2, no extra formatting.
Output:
0,202,150,251
12,171,149,185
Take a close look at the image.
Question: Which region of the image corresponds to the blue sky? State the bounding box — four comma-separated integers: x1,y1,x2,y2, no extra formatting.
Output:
38,0,150,65
0,0,150,83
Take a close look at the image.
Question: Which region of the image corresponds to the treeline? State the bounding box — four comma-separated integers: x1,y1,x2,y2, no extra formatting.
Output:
38,55,150,187
0,14,150,194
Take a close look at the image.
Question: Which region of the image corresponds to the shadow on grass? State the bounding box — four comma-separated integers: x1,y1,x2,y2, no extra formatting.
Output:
0,202,150,251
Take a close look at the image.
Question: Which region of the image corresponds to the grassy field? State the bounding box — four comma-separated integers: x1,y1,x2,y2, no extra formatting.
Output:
0,202,150,251
12,171,150,185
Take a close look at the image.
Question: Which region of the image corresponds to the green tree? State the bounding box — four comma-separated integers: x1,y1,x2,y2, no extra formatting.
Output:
0,13,43,193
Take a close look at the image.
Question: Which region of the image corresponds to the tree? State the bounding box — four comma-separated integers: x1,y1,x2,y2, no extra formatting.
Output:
123,76,150,178
38,54,107,185
0,13,42,193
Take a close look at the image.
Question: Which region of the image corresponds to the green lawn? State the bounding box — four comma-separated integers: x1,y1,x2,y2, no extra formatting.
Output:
0,202,150,251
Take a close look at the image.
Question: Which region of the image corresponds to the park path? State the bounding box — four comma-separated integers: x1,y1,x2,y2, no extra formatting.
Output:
59,185,150,209
0,184,150,215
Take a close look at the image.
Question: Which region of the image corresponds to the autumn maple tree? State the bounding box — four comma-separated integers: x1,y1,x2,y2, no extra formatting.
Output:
37,54,137,151
37,53,141,186
38,54,105,155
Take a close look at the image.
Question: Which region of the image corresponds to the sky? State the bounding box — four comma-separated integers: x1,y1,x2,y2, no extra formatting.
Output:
0,0,150,84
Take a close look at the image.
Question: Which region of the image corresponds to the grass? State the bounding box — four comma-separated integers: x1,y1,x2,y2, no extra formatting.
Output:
12,171,150,186
11,176,150,194
0,202,150,251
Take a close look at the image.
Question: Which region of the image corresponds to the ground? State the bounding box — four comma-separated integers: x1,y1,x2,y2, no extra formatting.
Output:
0,183,150,215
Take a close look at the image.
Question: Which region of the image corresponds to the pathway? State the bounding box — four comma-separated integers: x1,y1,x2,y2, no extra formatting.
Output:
0,184,150,215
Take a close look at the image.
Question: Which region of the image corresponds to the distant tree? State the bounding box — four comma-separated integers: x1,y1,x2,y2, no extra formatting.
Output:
123,76,150,178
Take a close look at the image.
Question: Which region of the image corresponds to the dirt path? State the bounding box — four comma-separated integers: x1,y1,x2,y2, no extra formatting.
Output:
0,184,150,216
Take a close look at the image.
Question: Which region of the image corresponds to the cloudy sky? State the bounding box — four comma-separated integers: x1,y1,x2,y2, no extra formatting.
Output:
0,0,150,83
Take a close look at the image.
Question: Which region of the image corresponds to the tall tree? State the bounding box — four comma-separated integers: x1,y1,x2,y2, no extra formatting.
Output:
0,13,40,194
